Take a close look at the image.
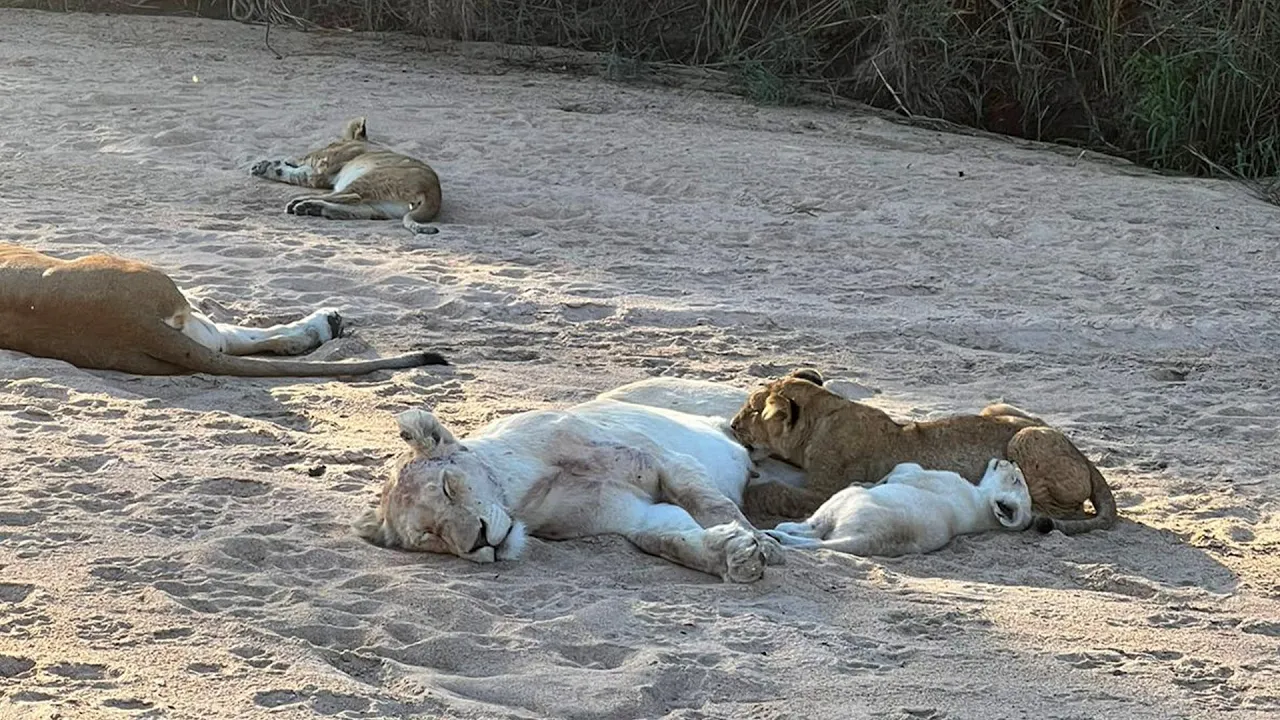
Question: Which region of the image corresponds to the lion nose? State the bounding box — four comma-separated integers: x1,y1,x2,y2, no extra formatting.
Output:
468,519,490,553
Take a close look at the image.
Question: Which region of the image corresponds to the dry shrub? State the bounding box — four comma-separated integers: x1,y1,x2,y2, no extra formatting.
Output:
7,0,1279,194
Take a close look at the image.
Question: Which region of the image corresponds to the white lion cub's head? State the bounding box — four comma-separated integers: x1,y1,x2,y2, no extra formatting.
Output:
979,458,1033,530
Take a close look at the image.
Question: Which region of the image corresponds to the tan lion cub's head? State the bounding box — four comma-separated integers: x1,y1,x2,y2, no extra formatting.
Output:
730,368,830,462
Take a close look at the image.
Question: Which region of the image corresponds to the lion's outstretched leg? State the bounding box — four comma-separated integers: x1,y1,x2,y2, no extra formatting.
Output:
177,307,341,356
251,159,324,188
656,454,784,565
287,194,404,222
612,496,770,583
1006,426,1116,534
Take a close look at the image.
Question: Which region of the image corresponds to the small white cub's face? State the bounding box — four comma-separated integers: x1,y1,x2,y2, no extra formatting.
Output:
983,458,1033,530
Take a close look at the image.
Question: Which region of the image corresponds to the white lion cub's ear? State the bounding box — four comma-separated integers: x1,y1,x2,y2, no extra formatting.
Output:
343,116,368,141
761,393,793,424
352,507,391,547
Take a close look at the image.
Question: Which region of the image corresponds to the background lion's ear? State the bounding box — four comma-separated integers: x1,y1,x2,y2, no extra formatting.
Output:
352,507,391,547
761,393,793,424
343,117,368,141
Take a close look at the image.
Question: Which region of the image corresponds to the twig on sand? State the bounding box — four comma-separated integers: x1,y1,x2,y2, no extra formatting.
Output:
265,20,283,60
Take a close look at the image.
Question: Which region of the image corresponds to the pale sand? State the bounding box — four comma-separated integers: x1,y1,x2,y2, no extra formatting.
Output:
1,9,1277,719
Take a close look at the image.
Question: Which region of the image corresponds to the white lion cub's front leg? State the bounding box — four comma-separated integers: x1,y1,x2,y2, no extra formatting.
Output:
251,158,320,187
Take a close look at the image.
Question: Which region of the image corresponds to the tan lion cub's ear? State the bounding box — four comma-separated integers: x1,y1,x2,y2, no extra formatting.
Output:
760,393,795,425
343,117,368,141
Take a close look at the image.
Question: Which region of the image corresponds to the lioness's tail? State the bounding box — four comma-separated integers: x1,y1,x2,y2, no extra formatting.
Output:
148,328,447,377
1035,465,1117,535
402,186,443,235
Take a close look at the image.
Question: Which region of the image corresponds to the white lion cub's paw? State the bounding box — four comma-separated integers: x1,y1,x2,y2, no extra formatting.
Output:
705,522,768,583
396,409,460,460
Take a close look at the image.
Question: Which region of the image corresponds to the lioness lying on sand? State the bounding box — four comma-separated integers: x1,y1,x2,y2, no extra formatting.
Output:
766,458,1033,556
731,369,1117,535
251,117,442,235
354,377,788,583
0,243,446,376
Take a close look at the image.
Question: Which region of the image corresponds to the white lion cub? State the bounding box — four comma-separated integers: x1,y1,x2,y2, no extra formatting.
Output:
765,458,1033,557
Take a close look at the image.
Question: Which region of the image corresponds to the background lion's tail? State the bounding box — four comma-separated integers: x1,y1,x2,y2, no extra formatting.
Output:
146,325,447,377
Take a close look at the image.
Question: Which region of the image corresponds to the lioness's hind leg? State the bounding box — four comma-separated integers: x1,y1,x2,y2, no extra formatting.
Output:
286,193,362,215
289,196,398,221
182,307,341,356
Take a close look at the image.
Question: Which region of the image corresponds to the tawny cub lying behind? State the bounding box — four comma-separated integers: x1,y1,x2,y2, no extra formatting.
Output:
251,117,442,235
765,459,1033,557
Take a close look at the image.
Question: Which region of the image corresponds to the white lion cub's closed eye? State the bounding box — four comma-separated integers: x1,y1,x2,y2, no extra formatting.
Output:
396,409,460,459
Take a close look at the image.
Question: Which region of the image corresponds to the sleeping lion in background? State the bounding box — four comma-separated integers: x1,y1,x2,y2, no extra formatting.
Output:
731,369,1117,535
251,117,443,235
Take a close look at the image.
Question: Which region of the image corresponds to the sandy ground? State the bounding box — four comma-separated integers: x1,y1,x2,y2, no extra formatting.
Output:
1,9,1278,719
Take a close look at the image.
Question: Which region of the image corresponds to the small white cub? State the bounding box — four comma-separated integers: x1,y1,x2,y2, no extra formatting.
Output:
765,458,1033,557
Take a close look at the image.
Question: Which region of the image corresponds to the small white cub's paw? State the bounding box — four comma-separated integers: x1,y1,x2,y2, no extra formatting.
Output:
396,409,459,460
705,522,768,583
763,528,815,548
987,458,1017,481
753,530,786,565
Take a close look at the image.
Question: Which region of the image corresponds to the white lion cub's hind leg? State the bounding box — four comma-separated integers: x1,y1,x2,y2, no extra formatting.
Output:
764,520,824,547
395,409,460,460
177,306,341,356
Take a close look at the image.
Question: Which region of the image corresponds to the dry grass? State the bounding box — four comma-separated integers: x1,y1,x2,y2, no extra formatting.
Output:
7,0,1279,200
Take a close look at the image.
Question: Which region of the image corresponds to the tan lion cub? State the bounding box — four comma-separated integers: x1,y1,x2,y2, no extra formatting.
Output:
251,118,442,235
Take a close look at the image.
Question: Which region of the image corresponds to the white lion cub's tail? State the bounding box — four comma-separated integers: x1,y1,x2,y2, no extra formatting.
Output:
396,409,459,459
